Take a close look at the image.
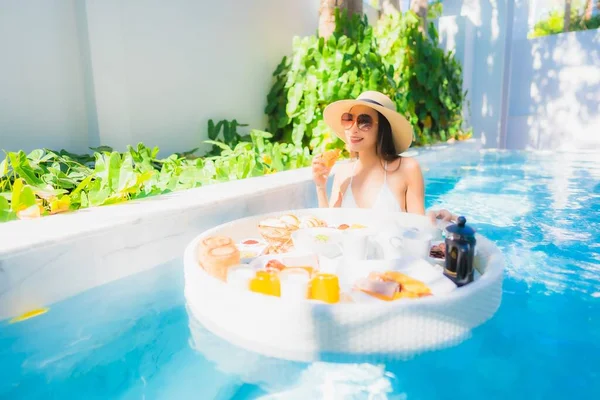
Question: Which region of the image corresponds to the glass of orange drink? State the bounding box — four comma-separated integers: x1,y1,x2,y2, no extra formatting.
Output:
249,270,281,297
310,273,340,304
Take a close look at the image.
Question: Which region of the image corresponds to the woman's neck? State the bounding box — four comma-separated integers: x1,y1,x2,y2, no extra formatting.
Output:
356,148,381,169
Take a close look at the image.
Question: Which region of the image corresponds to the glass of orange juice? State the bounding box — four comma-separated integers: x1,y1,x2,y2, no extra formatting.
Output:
310,273,340,304
249,270,281,297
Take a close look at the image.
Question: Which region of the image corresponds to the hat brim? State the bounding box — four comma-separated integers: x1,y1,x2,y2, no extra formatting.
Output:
323,99,414,154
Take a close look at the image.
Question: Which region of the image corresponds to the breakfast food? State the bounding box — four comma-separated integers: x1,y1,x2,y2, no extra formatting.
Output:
237,238,268,262
354,278,400,301
337,223,366,230
354,271,432,301
378,271,432,298
197,236,241,281
258,214,300,253
299,215,328,229
430,243,446,259
321,148,341,168
265,259,286,272
263,259,315,276
258,213,328,254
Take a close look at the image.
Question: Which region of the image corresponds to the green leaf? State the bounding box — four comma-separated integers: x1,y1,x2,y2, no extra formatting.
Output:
27,149,45,163
107,152,122,191
286,82,304,116
117,153,137,193
90,145,113,153
0,196,15,222
19,186,37,209
11,178,23,212
203,140,231,152
0,158,7,179
87,180,110,206
8,152,43,186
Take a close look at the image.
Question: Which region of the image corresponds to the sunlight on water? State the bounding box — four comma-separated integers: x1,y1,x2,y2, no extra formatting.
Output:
1,149,599,399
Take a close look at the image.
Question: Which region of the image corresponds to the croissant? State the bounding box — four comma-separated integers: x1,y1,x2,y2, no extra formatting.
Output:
299,215,328,229
258,214,301,254
322,149,341,168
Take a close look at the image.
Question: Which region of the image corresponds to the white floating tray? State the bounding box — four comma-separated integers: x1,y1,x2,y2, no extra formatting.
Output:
183,208,504,362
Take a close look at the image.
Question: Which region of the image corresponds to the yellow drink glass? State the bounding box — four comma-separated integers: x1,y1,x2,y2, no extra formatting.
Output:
310,273,340,304
249,270,281,297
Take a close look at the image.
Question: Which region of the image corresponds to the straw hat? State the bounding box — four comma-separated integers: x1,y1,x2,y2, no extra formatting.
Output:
323,91,414,154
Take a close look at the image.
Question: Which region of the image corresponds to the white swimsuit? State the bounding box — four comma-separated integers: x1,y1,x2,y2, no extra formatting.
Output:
341,161,402,212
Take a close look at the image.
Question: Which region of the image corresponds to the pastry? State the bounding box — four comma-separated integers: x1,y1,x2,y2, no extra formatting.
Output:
321,148,341,168
197,235,241,281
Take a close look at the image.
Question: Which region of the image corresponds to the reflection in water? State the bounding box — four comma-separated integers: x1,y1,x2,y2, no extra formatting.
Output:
188,313,401,399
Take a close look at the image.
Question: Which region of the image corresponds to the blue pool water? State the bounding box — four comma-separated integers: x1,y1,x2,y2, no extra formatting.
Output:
1,149,599,399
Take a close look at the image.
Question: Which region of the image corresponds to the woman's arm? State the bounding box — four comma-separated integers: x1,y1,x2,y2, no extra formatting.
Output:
329,175,344,208
315,176,343,208
403,158,426,215
316,185,329,208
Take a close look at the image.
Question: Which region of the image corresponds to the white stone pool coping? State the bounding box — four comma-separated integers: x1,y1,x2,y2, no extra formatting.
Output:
0,139,479,320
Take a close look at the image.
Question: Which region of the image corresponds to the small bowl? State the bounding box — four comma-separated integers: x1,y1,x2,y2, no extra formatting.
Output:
291,227,343,257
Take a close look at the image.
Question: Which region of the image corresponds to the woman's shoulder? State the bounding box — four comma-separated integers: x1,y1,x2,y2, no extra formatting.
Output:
388,156,423,182
388,156,421,172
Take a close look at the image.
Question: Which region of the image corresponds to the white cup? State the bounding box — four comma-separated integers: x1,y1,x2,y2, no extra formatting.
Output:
226,265,255,291
341,229,371,260
397,229,432,260
279,268,310,300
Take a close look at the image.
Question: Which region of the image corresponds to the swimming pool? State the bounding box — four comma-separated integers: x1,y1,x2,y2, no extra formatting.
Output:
1,148,599,399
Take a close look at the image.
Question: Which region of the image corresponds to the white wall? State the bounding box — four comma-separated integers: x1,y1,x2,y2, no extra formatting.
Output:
0,0,90,153
438,0,510,149
0,0,320,155
506,23,600,150
440,0,600,151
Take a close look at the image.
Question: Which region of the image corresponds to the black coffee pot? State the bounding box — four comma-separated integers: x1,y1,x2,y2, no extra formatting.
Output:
443,216,476,287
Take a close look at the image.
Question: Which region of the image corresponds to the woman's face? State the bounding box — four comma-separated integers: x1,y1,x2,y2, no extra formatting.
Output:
342,105,378,153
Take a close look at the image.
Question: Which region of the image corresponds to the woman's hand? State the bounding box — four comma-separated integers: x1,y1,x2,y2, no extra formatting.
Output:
427,209,457,225
311,155,332,188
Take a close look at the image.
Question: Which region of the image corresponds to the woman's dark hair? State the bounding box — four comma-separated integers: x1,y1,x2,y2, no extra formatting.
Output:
375,111,401,162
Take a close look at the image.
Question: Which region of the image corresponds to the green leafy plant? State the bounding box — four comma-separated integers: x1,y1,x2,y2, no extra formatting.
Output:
529,8,600,38
265,8,470,152
375,11,470,144
265,9,398,155
0,130,313,223
205,119,250,156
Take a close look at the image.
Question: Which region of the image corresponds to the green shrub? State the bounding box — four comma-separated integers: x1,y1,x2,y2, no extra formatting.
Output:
0,130,312,222
265,10,397,154
265,9,470,153
529,8,600,38
375,11,469,145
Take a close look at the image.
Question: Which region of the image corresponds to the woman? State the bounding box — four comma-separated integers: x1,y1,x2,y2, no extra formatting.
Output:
311,91,456,224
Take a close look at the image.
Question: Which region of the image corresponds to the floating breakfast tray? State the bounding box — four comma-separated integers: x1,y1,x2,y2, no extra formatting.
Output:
183,208,504,362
